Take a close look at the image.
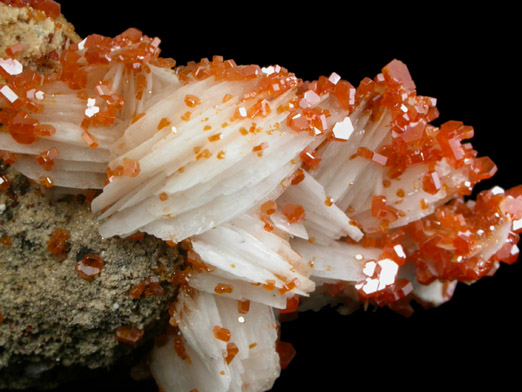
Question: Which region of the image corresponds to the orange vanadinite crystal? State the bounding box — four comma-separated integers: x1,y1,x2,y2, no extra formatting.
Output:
278,278,300,295
208,133,223,142
81,131,98,149
212,326,231,342
123,157,140,177
225,342,239,365
276,341,296,370
130,277,165,298
173,334,191,361
237,299,250,314
299,147,322,170
287,108,327,136
290,169,305,185
279,295,299,314
76,254,104,280
0,175,11,191
1,236,11,247
143,276,166,297
184,94,201,108
115,325,145,345
214,283,234,294
129,280,147,299
157,117,171,130
34,147,59,171
38,176,54,188
0,150,18,165
260,200,277,215
46,228,70,255
333,80,356,111
282,204,306,224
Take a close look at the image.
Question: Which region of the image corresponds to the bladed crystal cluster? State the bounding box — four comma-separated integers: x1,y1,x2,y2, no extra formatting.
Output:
1,1,520,391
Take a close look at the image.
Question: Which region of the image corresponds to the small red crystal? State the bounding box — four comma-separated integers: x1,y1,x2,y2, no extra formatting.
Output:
282,204,306,224
76,254,104,280
212,326,231,342
115,325,144,345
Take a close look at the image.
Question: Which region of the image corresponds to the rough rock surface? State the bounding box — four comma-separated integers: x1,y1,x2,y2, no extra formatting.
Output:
0,163,182,389
0,2,80,76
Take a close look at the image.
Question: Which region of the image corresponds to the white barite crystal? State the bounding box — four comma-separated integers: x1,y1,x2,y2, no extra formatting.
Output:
92,75,339,241
150,288,280,392
189,213,315,308
277,170,363,243
0,63,182,189
291,238,376,283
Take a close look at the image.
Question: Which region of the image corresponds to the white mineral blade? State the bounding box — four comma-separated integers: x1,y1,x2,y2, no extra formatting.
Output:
102,160,295,241
150,289,280,392
314,105,393,208
191,214,314,294
471,220,512,261
269,210,309,240
213,296,280,392
111,77,258,156
232,213,312,277
349,159,471,231
93,83,298,214
4,63,178,192
189,273,287,309
100,91,310,218
278,170,363,243
291,238,378,282
13,156,106,189
0,133,110,162
151,338,229,392
398,262,456,307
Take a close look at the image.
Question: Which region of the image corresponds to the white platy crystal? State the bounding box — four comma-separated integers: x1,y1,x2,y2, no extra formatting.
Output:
278,170,363,243
189,213,315,308
150,289,280,392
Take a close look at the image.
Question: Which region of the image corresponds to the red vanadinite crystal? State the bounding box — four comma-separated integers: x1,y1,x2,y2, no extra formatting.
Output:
237,299,250,314
115,325,145,345
76,254,104,280
276,341,296,370
212,326,231,342
214,283,234,294
299,147,322,170
0,175,11,191
34,147,59,171
260,200,277,215
225,342,239,365
0,150,18,165
287,108,327,136
282,204,306,224
404,188,521,285
333,80,356,111
279,295,299,314
46,228,70,256
1,236,11,247
173,334,190,362
129,280,147,299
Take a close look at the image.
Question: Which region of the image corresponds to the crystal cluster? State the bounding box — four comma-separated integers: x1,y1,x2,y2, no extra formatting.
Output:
1,2,520,391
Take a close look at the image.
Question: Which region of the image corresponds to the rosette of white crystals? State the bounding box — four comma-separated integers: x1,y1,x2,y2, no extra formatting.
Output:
91,62,350,243
150,288,280,392
188,212,315,309
1,59,181,189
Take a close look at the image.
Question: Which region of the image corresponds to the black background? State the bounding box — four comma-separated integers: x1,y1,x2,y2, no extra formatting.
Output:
12,1,522,391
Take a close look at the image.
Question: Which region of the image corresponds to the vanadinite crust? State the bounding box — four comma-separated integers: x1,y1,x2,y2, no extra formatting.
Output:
1,1,520,391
